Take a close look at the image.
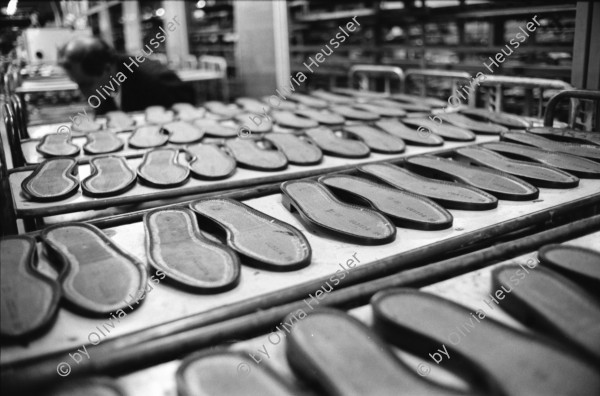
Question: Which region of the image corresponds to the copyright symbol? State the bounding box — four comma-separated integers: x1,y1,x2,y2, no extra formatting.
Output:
237,362,251,377
237,125,252,139
416,362,431,376
417,126,431,138
56,125,71,135
56,362,71,377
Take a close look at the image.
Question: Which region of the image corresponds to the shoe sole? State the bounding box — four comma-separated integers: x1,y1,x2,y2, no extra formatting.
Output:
36,134,80,157
319,174,453,230
305,127,370,158
263,133,323,166
501,132,600,162
371,289,600,396
343,125,406,154
493,265,600,362
440,113,508,134
358,162,498,210
405,155,539,201
21,157,79,201
1,236,60,339
82,156,137,197
286,309,461,395
482,141,600,178
144,208,240,292
224,139,288,171
137,148,190,188
185,143,237,180
84,131,124,154
41,223,148,315
455,146,579,188
280,180,396,245
190,198,311,271
375,120,444,146
128,125,169,149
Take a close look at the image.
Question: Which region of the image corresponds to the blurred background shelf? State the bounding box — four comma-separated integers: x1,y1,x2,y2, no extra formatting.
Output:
288,0,576,92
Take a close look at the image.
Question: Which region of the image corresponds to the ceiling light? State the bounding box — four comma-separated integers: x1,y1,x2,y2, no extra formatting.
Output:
6,0,18,16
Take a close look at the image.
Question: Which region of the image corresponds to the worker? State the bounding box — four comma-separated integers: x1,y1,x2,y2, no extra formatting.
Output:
58,37,194,114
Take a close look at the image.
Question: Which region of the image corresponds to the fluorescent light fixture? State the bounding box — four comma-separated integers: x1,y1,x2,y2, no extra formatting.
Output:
6,0,17,16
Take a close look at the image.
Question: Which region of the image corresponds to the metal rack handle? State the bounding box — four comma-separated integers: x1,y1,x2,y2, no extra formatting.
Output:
469,74,573,116
543,89,600,131
404,68,472,96
348,65,405,94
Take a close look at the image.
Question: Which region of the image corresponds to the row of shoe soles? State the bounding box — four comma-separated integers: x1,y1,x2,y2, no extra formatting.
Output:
67,99,600,150
31,128,600,204
15,151,597,326
89,89,560,133
175,97,600,146
72,90,600,151
39,100,545,161
33,246,600,395
66,94,494,137
33,126,403,176
73,94,600,146
1,199,308,337
16,155,596,309
4,178,452,333
56,106,201,133
74,106,600,148
28,100,596,392
22,137,600,202
35,119,478,161
34,129,600,185
5,169,600,335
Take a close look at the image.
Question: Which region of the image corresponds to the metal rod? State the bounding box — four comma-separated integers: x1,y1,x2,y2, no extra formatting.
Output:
544,89,600,127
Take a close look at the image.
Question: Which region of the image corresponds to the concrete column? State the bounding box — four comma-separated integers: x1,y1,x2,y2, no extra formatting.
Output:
123,1,142,54
234,0,290,97
162,0,189,67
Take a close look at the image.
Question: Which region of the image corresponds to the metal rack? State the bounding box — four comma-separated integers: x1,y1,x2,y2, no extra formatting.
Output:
2,182,598,392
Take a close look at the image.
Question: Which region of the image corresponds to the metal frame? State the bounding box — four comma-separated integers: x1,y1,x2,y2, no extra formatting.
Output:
404,69,472,97
2,64,18,97
2,191,599,392
468,74,573,117
0,115,18,236
543,89,600,131
348,65,405,94
2,102,25,168
10,94,28,139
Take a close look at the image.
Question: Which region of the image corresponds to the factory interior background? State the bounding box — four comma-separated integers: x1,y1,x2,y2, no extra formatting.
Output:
1,1,599,395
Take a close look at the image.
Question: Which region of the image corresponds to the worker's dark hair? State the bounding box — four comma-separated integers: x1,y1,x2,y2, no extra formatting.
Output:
58,38,116,76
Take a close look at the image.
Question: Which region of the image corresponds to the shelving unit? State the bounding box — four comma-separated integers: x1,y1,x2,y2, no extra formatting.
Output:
185,0,236,78
287,0,576,95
